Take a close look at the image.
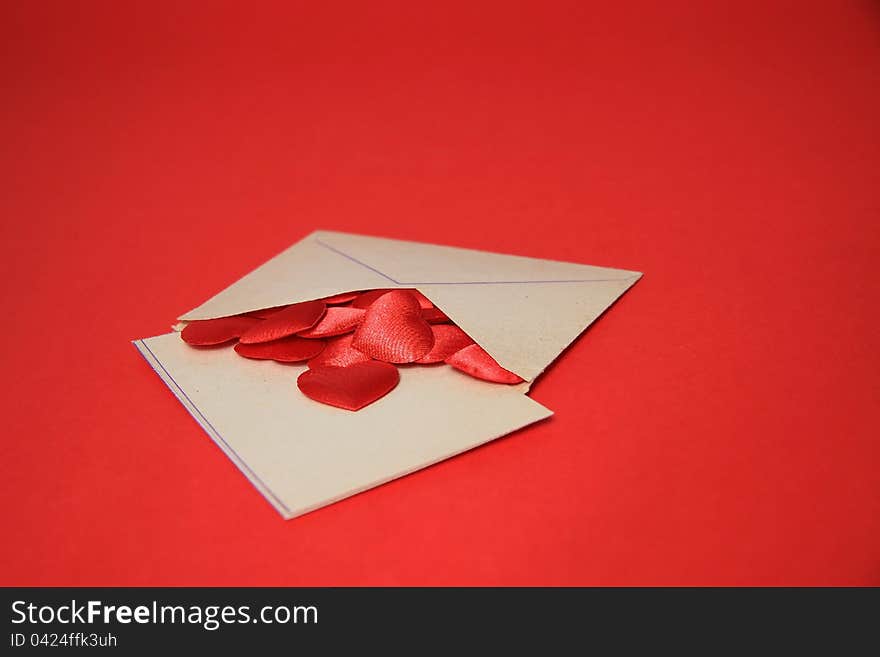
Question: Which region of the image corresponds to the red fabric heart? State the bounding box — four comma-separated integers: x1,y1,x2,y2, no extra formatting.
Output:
351,288,433,310
245,305,289,319
307,334,372,368
297,362,400,411
180,316,262,345
234,336,325,362
416,325,474,363
421,307,450,324
445,344,524,384
409,290,434,309
351,290,434,363
239,300,326,344
350,289,395,309
296,307,365,338
320,292,360,305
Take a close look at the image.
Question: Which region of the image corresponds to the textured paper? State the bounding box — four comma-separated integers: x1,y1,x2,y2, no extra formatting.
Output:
136,231,641,518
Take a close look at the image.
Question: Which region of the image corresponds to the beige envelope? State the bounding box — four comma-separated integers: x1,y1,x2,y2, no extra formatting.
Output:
134,231,641,518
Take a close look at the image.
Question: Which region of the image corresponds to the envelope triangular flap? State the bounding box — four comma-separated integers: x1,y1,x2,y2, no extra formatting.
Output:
317,230,632,284
315,231,641,383
179,235,395,321
417,279,639,383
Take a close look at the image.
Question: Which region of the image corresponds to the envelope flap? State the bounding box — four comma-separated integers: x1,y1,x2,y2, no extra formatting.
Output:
312,231,640,382
316,230,633,284
179,235,394,320
417,277,640,383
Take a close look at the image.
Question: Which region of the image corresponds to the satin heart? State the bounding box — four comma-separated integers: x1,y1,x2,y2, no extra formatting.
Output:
445,344,524,384
320,292,360,305
180,316,262,345
409,290,434,309
351,288,433,310
416,324,474,363
234,336,325,362
297,362,400,411
245,305,289,319
239,300,326,344
421,307,450,324
351,290,434,363
296,307,365,338
350,289,395,309
307,334,372,368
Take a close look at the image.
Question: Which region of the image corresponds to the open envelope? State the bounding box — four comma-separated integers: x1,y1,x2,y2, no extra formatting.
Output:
134,231,641,518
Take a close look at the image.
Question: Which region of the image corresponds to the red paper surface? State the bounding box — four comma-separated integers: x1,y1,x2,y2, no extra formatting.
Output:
1,1,878,585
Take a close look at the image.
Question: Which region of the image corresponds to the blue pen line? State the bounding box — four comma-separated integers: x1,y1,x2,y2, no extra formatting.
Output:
315,239,401,283
136,339,292,517
314,238,637,285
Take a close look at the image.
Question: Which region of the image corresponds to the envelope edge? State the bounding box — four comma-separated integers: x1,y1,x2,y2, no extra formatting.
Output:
132,337,296,519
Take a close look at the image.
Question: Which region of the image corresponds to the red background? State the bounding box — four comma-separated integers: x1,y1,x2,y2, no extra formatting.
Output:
2,1,878,586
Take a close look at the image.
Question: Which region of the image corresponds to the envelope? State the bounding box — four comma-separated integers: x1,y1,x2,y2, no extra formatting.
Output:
134,231,641,518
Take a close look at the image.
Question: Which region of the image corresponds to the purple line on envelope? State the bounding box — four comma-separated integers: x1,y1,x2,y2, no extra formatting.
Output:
315,239,637,286
314,239,399,283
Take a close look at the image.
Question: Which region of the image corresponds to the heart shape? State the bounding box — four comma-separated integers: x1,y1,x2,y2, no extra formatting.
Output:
297,362,400,411
234,336,326,362
351,288,433,310
416,324,474,363
445,343,524,384
181,316,262,345
239,299,326,344
350,289,394,309
296,307,365,338
320,292,360,305
351,290,434,363
308,335,373,369
421,306,450,324
244,305,289,319
408,289,434,309
307,334,372,368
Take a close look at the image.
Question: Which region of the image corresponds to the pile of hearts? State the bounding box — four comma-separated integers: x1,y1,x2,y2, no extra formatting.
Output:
179,289,523,411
